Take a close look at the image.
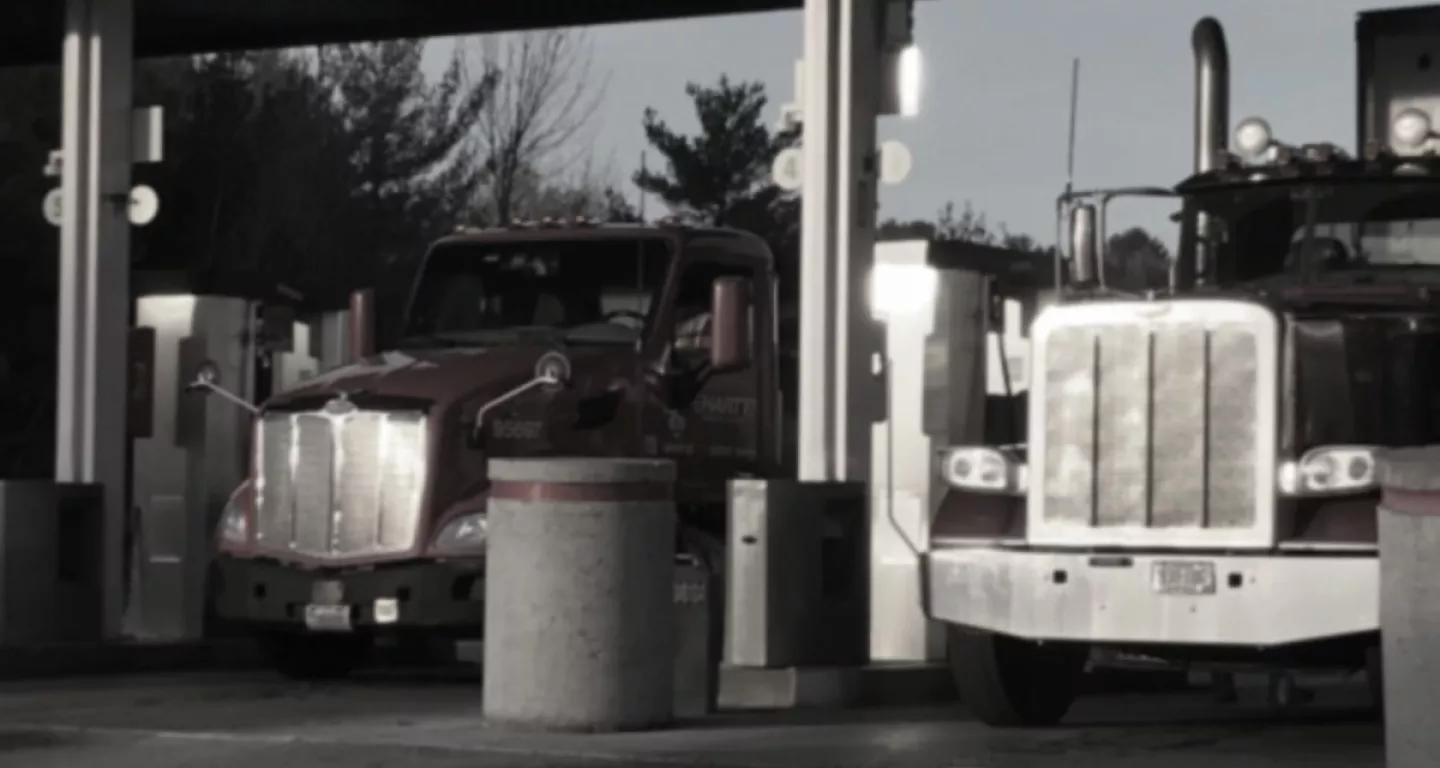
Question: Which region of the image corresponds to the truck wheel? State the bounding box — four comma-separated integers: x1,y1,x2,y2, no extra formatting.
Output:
262,634,373,681
391,636,458,668
947,627,1086,727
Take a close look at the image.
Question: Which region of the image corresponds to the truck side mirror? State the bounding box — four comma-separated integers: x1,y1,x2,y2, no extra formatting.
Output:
1068,203,1100,284
710,276,753,373
349,288,376,362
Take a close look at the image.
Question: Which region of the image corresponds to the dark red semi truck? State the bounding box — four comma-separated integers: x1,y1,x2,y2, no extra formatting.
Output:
921,8,1440,727
206,222,786,678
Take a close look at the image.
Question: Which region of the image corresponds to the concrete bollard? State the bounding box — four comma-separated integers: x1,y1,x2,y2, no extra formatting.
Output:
1377,446,1440,767
482,457,677,732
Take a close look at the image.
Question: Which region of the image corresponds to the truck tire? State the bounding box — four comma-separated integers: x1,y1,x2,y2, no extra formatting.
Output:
947,627,1086,727
262,634,373,681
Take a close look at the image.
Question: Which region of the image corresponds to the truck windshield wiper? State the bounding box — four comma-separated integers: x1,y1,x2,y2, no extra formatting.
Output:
561,322,642,344
397,333,468,348
504,326,570,345
400,327,573,348
1240,264,1440,289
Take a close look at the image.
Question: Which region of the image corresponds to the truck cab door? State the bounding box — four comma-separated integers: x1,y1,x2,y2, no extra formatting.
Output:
646,256,763,512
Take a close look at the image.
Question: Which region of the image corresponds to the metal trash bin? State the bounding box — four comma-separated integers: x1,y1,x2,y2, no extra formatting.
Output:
0,481,104,645
673,556,722,719
724,478,868,669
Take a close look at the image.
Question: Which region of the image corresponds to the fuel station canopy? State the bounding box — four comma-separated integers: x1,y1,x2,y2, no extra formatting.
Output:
2,0,800,66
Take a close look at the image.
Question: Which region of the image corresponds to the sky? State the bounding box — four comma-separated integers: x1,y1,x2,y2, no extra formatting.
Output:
427,0,1436,248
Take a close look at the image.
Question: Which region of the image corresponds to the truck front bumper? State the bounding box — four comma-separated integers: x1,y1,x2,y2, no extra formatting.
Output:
211,556,485,635
923,547,1377,647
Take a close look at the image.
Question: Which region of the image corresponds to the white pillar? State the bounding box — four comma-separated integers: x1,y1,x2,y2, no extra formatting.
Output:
56,0,91,486
833,0,885,483
798,0,841,482
57,0,134,639
799,0,886,484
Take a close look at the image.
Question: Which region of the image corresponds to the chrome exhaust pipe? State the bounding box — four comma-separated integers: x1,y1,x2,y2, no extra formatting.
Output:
1189,17,1229,286
1192,17,1230,174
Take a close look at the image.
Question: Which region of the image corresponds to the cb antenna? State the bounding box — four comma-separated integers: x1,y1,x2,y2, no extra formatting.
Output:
638,150,649,222
1055,57,1082,290
1064,57,1080,198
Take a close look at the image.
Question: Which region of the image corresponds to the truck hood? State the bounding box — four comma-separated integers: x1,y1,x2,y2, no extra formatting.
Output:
264,345,626,411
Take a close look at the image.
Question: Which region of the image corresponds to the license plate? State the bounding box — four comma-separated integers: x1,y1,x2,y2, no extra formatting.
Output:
1151,560,1217,596
304,604,353,632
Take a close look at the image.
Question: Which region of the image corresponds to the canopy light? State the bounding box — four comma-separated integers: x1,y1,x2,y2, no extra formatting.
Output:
898,45,922,117
869,262,935,320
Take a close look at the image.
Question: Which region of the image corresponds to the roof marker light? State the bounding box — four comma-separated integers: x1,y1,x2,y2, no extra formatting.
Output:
1233,116,1273,160
1393,108,1433,150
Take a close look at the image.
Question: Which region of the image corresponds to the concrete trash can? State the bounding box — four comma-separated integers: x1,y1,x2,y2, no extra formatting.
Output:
1377,446,1440,767
482,457,677,732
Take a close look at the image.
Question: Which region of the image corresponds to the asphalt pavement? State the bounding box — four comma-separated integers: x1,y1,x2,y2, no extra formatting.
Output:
0,669,1384,768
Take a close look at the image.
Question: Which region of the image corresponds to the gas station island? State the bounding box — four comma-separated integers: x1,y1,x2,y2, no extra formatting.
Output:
4,0,1440,766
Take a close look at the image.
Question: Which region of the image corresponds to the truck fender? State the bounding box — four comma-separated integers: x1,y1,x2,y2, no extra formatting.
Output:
431,484,490,539
929,488,1025,545
226,478,254,509
213,479,255,556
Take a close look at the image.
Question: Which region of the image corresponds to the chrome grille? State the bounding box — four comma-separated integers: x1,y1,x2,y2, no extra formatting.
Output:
1032,300,1276,546
255,408,428,558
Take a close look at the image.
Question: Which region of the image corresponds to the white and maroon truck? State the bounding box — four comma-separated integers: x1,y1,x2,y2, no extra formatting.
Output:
922,9,1440,726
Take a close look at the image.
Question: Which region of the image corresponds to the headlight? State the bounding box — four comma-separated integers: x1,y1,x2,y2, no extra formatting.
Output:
940,446,1026,495
1393,108,1433,150
430,512,488,555
1233,116,1273,159
1277,445,1379,496
217,489,249,547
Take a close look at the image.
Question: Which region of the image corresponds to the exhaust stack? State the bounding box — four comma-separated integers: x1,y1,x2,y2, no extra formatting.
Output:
1068,204,1100,284
1192,17,1230,174
1189,17,1230,286
348,288,376,363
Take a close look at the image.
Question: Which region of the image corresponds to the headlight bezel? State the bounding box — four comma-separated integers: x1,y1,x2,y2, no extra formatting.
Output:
1277,444,1380,497
429,511,488,556
939,445,1027,496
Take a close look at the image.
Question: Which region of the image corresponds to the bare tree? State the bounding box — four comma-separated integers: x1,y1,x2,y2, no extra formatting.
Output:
524,156,640,222
466,29,606,224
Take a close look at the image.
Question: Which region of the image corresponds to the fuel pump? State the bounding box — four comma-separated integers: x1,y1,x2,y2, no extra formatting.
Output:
126,282,352,641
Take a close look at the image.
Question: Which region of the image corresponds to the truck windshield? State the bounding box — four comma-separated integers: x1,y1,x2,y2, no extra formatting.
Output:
1198,180,1440,284
402,236,672,346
